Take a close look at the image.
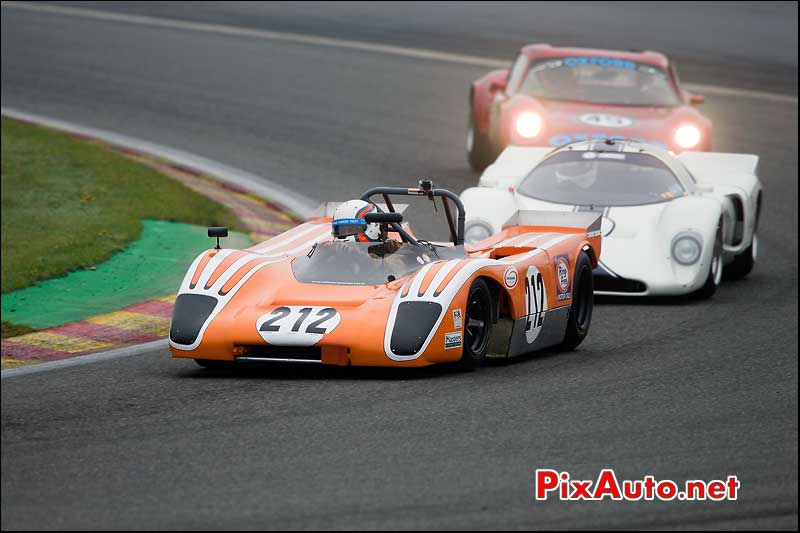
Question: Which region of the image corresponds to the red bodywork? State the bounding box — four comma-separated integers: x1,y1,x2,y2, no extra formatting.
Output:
471,45,712,154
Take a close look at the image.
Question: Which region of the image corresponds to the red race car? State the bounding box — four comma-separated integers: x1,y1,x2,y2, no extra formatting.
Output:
467,44,712,170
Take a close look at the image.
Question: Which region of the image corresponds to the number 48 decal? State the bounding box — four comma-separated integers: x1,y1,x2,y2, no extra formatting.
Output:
524,266,548,344
257,306,341,346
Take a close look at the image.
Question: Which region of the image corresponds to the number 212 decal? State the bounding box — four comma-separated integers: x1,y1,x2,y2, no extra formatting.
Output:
257,306,341,346
524,265,548,344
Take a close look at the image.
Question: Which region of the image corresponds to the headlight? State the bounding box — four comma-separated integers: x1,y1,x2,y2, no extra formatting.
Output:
674,124,701,149
515,112,543,139
465,222,493,244
671,234,702,265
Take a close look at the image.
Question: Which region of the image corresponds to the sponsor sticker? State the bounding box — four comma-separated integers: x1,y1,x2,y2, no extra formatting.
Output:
445,331,462,349
452,309,463,329
504,267,518,289
554,255,572,301
524,265,548,344
563,56,637,70
548,133,669,150
578,113,633,128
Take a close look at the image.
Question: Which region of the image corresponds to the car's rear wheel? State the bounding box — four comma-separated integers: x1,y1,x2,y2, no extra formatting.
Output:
467,107,493,172
458,278,494,369
559,252,593,351
693,225,724,299
725,230,757,280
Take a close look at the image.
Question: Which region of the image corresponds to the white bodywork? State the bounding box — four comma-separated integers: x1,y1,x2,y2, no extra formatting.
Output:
462,141,762,296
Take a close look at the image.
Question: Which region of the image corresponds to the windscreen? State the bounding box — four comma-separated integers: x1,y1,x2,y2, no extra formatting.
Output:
516,57,680,106
517,151,685,207
292,241,465,286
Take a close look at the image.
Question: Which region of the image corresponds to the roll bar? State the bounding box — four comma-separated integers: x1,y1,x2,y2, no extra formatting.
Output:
359,181,466,245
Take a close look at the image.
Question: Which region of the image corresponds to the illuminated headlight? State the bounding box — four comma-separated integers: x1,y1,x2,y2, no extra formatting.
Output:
465,222,493,244
671,234,702,265
515,112,543,139
674,124,701,149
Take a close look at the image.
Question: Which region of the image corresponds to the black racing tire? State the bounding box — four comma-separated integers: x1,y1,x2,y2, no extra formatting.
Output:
693,223,724,300
559,252,593,351
194,359,233,370
724,231,757,280
458,278,494,370
467,106,493,172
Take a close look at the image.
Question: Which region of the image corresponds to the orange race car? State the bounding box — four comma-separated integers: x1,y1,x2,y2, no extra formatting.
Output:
169,181,602,369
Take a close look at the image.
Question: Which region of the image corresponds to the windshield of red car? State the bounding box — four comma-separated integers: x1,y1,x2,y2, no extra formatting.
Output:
517,150,686,207
515,57,681,107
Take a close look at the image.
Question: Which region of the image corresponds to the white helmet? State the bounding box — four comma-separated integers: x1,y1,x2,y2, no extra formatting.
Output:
555,156,598,190
332,200,381,242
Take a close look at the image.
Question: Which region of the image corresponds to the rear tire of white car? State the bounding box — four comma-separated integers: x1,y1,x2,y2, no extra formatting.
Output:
725,232,757,280
693,225,723,300
458,278,494,370
559,252,593,351
467,107,493,172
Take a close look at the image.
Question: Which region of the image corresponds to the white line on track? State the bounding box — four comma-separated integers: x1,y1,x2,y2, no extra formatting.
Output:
0,108,317,218
3,1,797,105
1,340,167,379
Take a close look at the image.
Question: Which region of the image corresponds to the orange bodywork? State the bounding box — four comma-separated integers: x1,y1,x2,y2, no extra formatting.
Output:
170,218,600,367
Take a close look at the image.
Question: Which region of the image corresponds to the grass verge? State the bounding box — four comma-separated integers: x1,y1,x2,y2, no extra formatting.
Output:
1,117,245,334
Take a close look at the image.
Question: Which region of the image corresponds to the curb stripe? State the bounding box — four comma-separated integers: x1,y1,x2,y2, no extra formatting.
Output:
1,342,69,360
4,332,114,354
47,321,161,344
87,311,170,336
124,300,174,318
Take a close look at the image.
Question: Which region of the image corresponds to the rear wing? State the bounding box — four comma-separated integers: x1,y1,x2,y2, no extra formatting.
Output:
496,210,602,266
503,210,602,238
678,152,759,190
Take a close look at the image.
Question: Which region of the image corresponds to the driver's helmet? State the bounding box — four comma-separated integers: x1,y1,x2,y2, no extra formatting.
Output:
331,199,381,242
555,154,599,189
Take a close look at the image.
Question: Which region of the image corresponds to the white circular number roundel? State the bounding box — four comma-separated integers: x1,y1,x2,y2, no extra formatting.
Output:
524,266,549,344
578,113,633,128
256,306,341,346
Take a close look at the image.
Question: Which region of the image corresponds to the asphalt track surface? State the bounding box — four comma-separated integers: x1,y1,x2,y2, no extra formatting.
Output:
1,2,798,529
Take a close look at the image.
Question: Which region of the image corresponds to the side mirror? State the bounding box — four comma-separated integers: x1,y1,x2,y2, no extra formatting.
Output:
208,226,228,249
689,92,705,105
364,212,403,225
695,183,714,194
365,212,403,243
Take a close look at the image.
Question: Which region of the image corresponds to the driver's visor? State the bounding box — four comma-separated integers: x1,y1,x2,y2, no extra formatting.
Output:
332,218,367,238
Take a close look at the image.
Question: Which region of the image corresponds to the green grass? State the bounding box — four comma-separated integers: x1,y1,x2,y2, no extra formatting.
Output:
1,117,243,295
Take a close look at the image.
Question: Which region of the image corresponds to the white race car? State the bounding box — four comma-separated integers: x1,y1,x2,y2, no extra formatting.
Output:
461,139,762,298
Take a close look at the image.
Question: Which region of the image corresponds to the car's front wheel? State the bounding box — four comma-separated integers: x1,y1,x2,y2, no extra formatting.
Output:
693,225,724,299
458,278,494,369
725,231,757,280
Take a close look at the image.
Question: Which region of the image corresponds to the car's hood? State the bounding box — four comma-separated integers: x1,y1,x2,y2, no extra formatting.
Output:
537,100,690,144
501,94,709,150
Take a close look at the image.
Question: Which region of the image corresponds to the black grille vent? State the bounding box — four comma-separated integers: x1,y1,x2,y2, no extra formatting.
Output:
594,276,647,294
